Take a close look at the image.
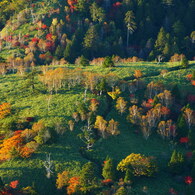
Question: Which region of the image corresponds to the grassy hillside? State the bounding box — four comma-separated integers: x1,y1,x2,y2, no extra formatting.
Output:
0,61,194,194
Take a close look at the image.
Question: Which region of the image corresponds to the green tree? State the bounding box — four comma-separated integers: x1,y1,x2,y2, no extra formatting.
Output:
102,56,114,68
124,11,136,47
76,0,89,17
79,162,99,193
54,45,63,60
168,150,184,175
79,55,89,66
83,25,99,58
177,114,189,137
90,2,105,23
181,55,189,68
155,27,167,55
124,169,133,184
102,157,116,180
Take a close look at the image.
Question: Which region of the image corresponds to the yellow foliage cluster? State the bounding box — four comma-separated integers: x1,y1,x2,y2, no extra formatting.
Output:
107,87,121,100
0,103,11,119
117,153,157,177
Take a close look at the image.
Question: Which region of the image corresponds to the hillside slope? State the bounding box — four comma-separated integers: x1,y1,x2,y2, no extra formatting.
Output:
0,0,195,64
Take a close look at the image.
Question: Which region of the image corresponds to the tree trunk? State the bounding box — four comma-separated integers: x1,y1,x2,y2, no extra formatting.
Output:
127,28,129,48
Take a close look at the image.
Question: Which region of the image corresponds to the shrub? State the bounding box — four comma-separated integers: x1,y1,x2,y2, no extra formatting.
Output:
90,58,104,66
169,53,184,62
102,57,114,68
75,56,89,66
181,56,189,68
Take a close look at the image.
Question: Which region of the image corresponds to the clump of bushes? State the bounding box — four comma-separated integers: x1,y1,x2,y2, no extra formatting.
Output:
102,56,115,68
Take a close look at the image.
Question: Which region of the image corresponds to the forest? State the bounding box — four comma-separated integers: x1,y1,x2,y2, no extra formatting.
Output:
0,0,195,195
0,0,195,64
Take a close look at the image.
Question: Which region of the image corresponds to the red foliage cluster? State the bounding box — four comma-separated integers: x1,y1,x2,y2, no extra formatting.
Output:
191,80,195,86
14,130,23,136
184,176,193,184
9,180,19,189
90,98,99,104
113,2,122,7
42,24,48,29
39,54,46,60
101,179,113,184
46,33,53,40
24,34,30,38
161,106,170,116
31,37,39,43
186,74,192,80
46,41,54,50
179,137,189,143
67,0,78,12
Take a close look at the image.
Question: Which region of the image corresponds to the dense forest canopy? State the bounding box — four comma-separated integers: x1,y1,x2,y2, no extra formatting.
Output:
0,0,194,64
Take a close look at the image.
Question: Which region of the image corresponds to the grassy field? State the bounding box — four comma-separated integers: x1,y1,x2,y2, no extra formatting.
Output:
0,62,194,194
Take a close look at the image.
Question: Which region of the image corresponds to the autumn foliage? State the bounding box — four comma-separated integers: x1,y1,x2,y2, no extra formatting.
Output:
117,153,157,177
0,103,11,119
0,129,38,161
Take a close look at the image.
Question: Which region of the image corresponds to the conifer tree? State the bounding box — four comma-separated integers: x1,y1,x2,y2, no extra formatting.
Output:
79,162,99,193
102,157,116,180
55,45,63,60
168,150,184,175
177,114,189,137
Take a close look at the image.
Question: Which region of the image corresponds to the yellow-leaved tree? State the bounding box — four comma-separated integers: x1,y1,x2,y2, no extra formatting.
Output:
94,116,107,138
117,153,157,177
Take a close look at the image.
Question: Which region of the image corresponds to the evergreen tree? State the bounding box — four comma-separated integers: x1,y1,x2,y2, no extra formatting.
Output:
168,150,184,175
54,45,63,60
102,157,116,181
155,27,167,55
79,55,89,66
124,169,133,184
124,11,136,47
64,41,72,63
153,95,159,106
181,55,189,68
83,25,99,58
90,2,105,24
192,70,195,80
177,114,189,137
79,162,99,193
